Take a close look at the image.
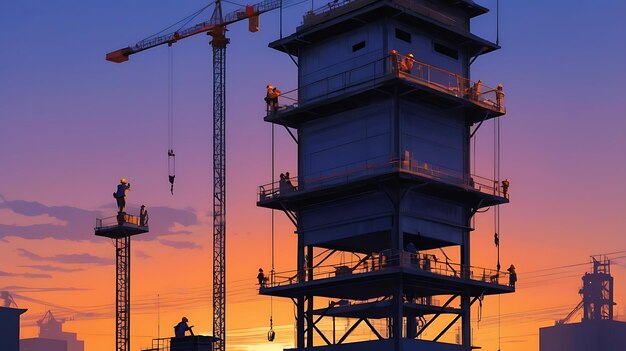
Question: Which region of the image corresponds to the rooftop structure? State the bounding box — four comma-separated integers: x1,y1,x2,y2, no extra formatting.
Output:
257,0,511,350
0,306,28,351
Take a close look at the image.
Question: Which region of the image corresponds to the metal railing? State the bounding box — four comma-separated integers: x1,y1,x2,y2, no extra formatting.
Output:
257,157,508,201
302,0,466,29
264,250,511,289
95,213,144,229
141,337,170,351
265,53,504,117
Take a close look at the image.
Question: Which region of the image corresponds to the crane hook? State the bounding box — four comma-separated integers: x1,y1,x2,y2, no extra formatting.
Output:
168,149,176,195
267,316,275,342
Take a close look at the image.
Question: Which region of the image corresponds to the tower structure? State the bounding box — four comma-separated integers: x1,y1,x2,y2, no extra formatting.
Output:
540,256,626,351
258,0,512,350
95,212,149,351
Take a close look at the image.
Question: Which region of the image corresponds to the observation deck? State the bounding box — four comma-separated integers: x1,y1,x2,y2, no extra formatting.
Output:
265,53,504,128
260,250,513,299
257,157,508,211
94,213,149,239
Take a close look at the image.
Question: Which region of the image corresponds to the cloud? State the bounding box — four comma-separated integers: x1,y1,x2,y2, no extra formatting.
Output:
0,197,199,242
0,286,89,293
20,265,83,273
158,239,202,250
135,250,151,259
16,248,114,266
0,270,51,279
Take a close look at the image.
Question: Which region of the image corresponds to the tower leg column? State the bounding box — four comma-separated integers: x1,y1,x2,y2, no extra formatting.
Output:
115,236,130,351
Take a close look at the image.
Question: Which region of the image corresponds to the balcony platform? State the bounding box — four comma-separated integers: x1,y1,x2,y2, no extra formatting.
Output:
260,262,514,300
94,213,149,239
258,169,508,212
284,338,466,351
265,65,504,129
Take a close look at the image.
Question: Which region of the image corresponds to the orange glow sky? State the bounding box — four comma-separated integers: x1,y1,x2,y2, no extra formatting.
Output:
1,1,625,351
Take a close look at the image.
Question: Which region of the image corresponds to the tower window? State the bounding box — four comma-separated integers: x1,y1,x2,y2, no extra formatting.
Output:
395,28,412,43
352,41,366,52
433,42,459,60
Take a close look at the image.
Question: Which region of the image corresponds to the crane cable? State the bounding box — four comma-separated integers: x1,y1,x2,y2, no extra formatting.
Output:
267,121,276,342
494,105,502,351
167,46,176,195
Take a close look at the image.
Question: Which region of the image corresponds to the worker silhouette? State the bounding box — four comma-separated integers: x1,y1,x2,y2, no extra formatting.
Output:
174,317,194,338
265,84,281,112
507,264,517,287
139,205,149,226
113,178,131,213
257,268,268,287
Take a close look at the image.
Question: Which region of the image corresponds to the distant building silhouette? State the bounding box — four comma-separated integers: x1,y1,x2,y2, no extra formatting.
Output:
0,306,28,351
540,256,626,351
20,310,84,351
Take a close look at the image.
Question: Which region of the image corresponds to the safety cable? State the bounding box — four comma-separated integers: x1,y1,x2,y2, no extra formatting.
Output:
167,46,176,195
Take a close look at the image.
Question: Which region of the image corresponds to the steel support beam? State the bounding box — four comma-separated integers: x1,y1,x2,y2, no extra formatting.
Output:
115,236,130,351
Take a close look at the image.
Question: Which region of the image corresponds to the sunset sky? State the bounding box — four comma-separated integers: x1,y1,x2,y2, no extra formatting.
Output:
1,1,625,351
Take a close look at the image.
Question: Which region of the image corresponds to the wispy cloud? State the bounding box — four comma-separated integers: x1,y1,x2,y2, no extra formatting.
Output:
20,265,83,273
0,286,89,293
159,239,202,250
0,270,51,279
135,250,151,259
16,248,114,266
0,197,199,242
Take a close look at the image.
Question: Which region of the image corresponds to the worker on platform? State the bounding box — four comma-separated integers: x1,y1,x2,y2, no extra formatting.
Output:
139,205,149,226
507,264,517,287
502,179,510,198
265,84,281,112
400,53,414,73
257,268,267,287
390,49,399,74
495,84,505,111
113,178,131,213
471,80,482,100
174,317,194,338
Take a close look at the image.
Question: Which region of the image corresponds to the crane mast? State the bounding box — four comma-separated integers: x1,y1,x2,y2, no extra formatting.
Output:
105,2,283,351
210,3,227,351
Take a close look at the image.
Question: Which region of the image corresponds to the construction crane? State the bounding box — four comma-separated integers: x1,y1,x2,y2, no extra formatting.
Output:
106,1,282,351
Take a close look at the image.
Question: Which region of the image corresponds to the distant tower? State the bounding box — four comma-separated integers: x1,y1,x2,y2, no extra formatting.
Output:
258,0,511,350
21,310,85,351
95,204,149,351
581,256,614,321
540,256,626,351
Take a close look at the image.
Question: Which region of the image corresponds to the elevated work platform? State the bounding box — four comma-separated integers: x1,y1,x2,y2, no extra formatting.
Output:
258,162,508,212
260,250,513,299
265,54,504,129
94,213,149,239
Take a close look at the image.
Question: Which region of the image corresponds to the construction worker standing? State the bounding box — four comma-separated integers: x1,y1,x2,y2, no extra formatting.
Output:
113,178,130,213
507,264,517,287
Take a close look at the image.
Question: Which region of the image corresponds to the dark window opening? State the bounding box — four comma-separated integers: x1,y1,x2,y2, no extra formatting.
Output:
433,42,459,60
352,41,366,52
395,28,412,43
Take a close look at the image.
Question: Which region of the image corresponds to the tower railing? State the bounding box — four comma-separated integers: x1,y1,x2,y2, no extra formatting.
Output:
264,250,511,288
266,53,504,117
95,213,145,229
257,157,508,201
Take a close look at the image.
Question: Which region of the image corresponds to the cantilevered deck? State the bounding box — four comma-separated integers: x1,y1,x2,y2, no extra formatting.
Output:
94,213,149,239
265,54,504,128
257,157,508,211
260,250,513,299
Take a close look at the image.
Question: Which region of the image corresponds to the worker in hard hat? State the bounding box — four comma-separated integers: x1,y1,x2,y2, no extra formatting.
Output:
507,264,517,287
139,205,149,226
113,178,131,213
174,317,194,338
400,52,414,73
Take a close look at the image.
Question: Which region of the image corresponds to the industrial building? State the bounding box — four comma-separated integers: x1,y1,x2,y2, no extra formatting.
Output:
257,0,512,350
0,305,28,351
540,256,626,351
20,310,85,351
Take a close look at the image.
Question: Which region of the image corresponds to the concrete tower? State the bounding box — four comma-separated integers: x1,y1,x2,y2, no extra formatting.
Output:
258,1,512,350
